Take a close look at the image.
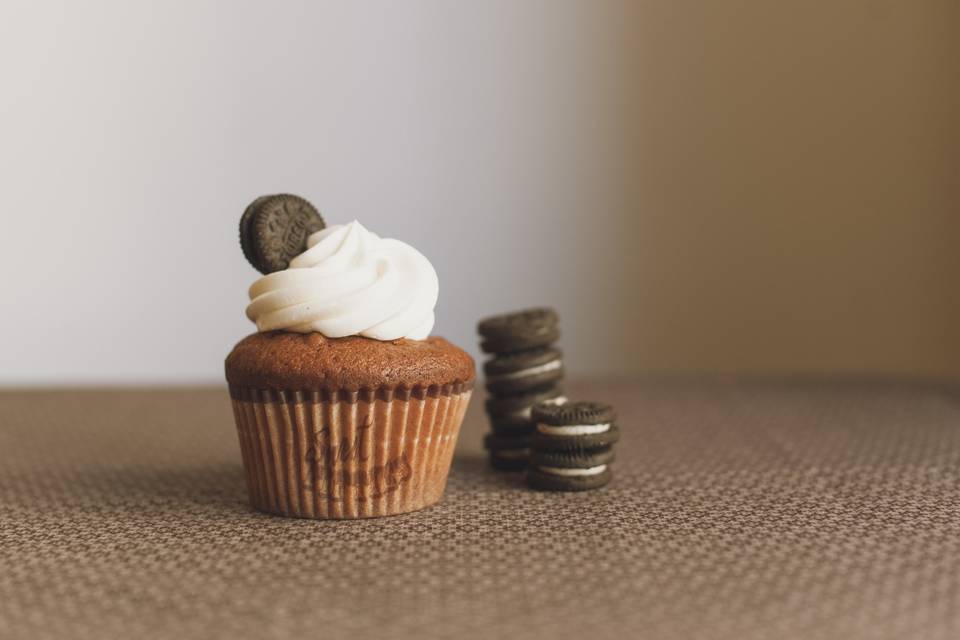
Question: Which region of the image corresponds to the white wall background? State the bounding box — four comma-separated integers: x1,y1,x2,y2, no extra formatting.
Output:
0,1,638,384
2,1,958,385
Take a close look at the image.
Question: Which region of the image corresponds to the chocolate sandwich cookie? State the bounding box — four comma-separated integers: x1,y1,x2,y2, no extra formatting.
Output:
530,400,620,451
530,446,615,468
485,385,567,423
527,447,614,491
483,347,564,395
478,308,560,354
484,433,530,471
488,416,537,436
240,194,326,274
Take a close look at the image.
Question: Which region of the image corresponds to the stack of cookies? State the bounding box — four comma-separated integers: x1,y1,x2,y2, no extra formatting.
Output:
527,401,619,491
477,309,566,470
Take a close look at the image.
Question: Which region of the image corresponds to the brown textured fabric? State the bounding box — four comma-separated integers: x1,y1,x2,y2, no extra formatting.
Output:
1,380,959,640
225,332,476,391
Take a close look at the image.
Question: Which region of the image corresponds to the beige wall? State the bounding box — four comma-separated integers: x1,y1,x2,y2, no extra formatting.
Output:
0,1,957,383
612,1,960,377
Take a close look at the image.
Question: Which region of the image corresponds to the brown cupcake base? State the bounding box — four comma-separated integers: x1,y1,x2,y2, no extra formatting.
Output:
230,386,472,519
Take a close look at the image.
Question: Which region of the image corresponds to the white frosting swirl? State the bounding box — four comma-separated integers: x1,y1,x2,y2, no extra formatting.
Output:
245,221,438,340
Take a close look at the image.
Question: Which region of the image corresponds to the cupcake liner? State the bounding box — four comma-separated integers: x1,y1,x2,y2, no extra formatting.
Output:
229,385,471,519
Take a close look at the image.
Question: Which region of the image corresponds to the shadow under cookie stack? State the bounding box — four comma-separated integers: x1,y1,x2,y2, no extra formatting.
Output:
477,309,566,471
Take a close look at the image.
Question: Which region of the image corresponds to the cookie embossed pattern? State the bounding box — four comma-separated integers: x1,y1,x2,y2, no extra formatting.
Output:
240,194,326,274
226,194,475,519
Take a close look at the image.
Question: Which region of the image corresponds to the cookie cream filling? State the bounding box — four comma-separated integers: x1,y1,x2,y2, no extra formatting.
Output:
536,464,607,477
504,395,568,419
536,422,610,436
486,359,562,382
493,449,529,459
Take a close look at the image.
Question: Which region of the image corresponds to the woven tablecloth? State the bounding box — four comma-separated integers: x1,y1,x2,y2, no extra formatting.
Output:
1,380,959,639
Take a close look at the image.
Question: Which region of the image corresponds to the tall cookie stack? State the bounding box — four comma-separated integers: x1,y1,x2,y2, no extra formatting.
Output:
477,309,566,470
527,401,619,491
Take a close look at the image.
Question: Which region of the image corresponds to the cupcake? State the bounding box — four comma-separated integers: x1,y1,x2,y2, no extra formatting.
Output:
226,196,475,519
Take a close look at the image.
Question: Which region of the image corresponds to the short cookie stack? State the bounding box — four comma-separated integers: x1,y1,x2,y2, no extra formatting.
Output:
477,309,566,470
527,401,619,491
